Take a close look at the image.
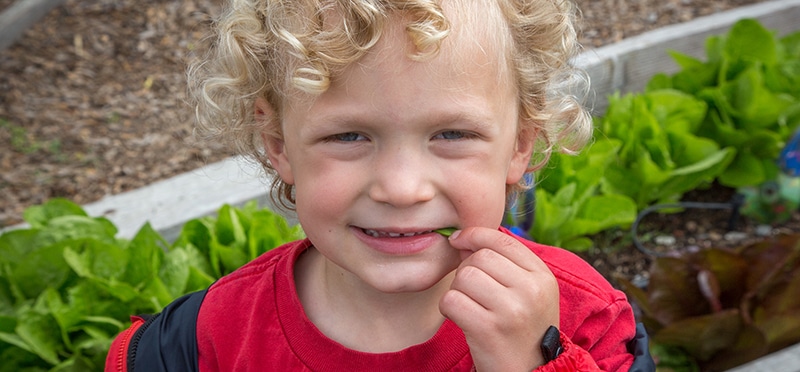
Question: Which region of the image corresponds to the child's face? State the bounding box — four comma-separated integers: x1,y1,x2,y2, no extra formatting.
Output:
264,15,532,294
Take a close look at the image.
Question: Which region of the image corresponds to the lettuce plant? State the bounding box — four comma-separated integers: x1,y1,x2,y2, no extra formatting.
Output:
647,19,800,187
597,89,736,209
618,234,800,371
530,139,637,251
0,199,302,371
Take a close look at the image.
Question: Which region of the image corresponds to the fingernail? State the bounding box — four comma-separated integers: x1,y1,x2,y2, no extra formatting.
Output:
449,230,461,240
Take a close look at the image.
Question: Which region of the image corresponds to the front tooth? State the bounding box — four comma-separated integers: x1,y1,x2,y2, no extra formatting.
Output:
388,232,401,237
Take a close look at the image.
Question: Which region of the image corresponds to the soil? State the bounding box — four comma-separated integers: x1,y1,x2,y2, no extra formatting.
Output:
1,0,791,287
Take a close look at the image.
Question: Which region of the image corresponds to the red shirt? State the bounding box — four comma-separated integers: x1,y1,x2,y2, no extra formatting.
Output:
107,229,636,371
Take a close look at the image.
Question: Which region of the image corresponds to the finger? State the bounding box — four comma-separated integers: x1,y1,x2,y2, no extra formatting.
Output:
459,247,534,288
449,264,509,310
439,286,492,327
449,227,546,272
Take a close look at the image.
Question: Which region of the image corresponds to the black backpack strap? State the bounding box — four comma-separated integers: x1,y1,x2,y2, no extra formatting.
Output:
128,289,208,372
627,322,656,372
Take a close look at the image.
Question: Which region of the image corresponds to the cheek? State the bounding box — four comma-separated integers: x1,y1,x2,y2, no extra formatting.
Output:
293,170,356,216
449,175,509,226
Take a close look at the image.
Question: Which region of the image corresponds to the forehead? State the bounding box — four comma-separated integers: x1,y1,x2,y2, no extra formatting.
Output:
284,0,514,105
280,9,519,138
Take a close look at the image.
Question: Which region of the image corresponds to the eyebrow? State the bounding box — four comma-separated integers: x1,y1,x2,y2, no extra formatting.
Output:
311,107,496,131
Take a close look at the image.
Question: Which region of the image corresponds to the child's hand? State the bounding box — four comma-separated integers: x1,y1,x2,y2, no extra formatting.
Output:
439,227,560,372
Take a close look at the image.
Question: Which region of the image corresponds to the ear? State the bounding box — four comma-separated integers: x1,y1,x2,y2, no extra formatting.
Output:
506,125,535,185
256,98,295,185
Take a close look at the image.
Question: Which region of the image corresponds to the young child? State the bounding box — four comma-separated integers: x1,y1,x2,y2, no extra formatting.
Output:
107,0,654,371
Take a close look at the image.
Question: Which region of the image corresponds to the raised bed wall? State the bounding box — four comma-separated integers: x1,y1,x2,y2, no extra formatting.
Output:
0,0,67,51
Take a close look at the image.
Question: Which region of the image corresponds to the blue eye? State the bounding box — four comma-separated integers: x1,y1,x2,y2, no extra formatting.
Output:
329,132,366,142
434,130,467,140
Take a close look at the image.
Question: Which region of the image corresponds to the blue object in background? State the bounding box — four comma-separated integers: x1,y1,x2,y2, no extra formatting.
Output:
503,173,535,240
779,129,800,176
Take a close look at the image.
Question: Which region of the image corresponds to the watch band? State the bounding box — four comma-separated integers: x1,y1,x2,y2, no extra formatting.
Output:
540,325,563,363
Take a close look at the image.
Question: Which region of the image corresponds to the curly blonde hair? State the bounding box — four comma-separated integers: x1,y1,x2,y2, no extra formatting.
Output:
188,0,591,208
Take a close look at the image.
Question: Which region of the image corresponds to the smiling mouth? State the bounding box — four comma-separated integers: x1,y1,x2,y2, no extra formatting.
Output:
361,228,434,238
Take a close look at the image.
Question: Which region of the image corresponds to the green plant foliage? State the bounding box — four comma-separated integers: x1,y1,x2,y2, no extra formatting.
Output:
0,198,303,371
618,234,800,371
531,139,637,250
524,19,800,252
597,90,736,209
647,19,800,187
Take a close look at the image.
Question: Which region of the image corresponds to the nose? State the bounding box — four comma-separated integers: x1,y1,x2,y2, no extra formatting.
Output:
368,144,436,208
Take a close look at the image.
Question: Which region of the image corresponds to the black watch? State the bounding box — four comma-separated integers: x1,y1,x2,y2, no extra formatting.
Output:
541,326,563,363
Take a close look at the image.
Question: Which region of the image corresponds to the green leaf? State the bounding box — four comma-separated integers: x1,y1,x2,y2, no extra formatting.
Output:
159,249,191,298
14,308,63,365
705,35,724,64
9,243,73,299
0,344,48,371
575,194,637,229
646,90,707,134
22,199,87,229
42,288,76,350
723,19,777,65
699,102,749,147
552,194,637,247
172,219,212,257
62,240,128,280
139,278,173,310
211,241,249,277
645,73,672,91
530,189,574,247
659,147,735,201
66,281,139,323
721,66,794,129
215,204,246,247
0,229,39,267
602,150,671,208
552,182,577,206
669,50,705,70
50,353,97,372
650,343,700,372
0,332,32,353
561,237,593,252
718,151,766,187
247,209,303,260
782,31,800,60
33,215,117,248
120,223,166,287
185,266,215,294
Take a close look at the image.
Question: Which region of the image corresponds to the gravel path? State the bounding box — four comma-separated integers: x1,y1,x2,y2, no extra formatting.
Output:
0,0,768,227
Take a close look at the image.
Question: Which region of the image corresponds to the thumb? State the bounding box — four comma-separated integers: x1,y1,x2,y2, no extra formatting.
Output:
446,229,473,261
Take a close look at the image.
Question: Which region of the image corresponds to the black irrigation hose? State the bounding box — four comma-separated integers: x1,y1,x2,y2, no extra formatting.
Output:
630,195,744,257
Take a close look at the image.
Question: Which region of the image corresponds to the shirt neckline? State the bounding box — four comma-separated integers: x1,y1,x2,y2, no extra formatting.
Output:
274,240,471,370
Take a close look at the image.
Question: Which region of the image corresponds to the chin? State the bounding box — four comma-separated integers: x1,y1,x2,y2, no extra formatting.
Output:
364,263,457,294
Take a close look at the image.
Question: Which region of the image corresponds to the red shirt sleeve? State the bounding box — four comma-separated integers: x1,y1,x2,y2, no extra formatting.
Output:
534,331,601,371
